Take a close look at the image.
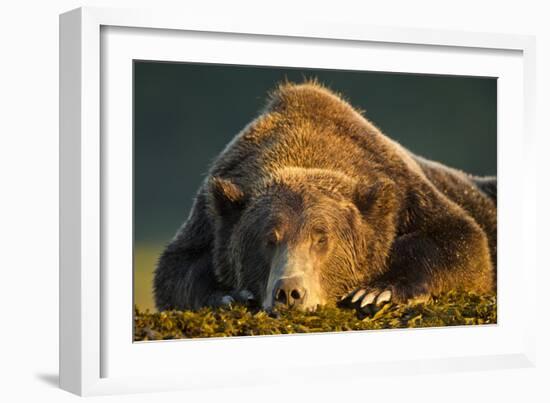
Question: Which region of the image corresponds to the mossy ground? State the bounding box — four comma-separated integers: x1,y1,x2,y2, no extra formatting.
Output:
134,291,496,341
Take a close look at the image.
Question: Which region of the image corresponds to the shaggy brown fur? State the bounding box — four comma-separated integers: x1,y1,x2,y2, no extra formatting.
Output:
154,81,496,312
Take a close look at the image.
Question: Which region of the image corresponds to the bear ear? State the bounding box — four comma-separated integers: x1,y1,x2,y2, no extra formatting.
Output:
209,177,247,214
353,178,396,219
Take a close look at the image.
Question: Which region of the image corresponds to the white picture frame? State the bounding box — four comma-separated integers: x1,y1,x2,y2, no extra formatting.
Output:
59,6,537,396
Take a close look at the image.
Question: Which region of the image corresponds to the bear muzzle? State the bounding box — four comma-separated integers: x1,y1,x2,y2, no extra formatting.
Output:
273,276,307,308
263,244,325,311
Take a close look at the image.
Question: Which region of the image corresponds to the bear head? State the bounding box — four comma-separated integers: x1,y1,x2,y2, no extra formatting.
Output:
208,167,398,311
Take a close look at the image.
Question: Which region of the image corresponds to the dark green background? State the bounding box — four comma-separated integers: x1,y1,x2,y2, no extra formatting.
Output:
134,61,496,245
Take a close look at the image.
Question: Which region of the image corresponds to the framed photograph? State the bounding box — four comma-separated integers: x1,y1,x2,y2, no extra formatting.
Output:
59,7,537,396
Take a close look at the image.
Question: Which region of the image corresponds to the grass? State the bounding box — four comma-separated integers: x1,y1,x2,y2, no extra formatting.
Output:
134,244,163,312
134,291,496,341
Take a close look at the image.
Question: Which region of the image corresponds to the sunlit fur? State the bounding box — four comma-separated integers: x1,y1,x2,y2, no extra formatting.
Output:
154,81,496,311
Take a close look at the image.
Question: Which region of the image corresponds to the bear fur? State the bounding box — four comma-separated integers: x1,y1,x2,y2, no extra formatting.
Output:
153,81,496,312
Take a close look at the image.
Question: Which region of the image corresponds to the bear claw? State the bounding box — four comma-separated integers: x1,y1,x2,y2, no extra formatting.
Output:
341,288,392,315
376,290,392,305
359,291,377,308
220,295,235,306
212,289,256,308
237,290,255,302
350,289,367,303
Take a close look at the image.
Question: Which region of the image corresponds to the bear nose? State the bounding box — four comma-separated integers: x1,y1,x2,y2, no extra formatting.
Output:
273,277,306,307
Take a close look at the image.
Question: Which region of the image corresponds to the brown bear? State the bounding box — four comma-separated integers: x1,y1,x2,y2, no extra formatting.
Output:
153,81,497,313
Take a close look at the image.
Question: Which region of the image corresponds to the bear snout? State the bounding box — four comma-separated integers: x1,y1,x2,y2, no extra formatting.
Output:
273,276,307,308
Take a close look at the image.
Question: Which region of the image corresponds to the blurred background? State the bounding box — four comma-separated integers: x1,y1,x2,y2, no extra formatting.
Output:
134,61,497,311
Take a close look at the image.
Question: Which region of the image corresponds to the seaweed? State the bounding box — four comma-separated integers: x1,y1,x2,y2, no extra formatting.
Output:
134,291,496,341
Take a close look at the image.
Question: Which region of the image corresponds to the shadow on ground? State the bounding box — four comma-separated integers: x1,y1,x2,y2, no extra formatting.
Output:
35,373,59,388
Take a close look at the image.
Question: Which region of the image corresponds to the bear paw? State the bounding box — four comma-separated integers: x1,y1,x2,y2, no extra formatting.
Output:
210,289,257,308
339,287,393,315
